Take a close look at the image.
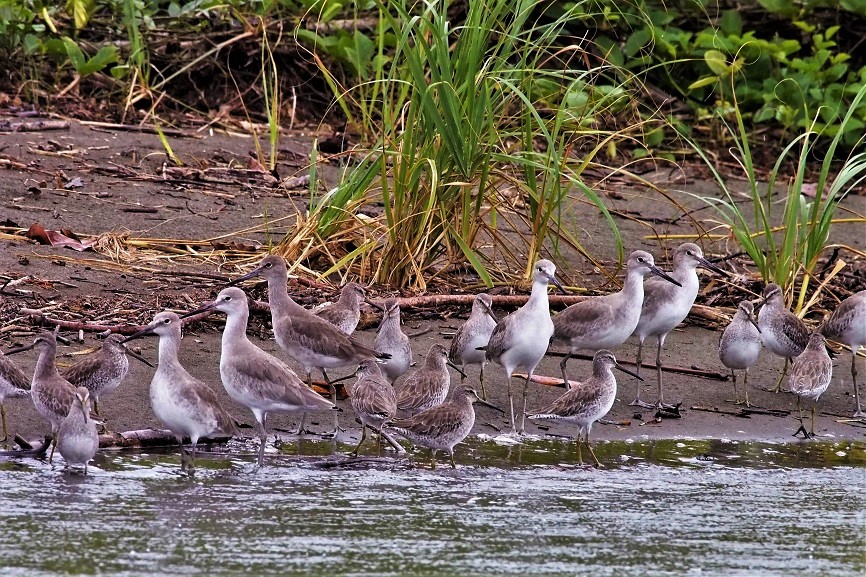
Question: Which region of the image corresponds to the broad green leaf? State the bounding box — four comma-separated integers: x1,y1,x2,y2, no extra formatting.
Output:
688,76,718,90
704,50,729,75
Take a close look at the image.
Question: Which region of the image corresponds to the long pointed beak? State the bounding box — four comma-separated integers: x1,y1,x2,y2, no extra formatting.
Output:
476,398,505,413
483,303,499,323
748,313,761,333
550,275,568,295
5,342,35,355
122,344,154,368
79,398,90,422
650,265,682,287
120,323,158,344
697,256,729,277
447,361,468,380
367,300,384,311
227,266,264,287
179,301,218,319
615,362,644,381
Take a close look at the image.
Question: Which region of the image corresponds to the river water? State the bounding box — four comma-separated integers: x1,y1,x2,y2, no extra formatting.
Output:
1,437,863,576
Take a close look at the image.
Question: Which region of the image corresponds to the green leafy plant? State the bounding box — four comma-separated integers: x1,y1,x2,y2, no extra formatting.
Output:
688,82,866,312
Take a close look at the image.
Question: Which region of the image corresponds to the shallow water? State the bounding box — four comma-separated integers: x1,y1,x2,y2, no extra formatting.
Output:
1,438,864,576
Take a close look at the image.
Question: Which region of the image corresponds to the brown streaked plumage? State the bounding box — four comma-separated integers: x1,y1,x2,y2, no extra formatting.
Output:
449,293,498,399
60,334,130,417
820,290,866,417
0,348,30,442
528,350,639,467
387,386,503,468
788,332,832,438
349,359,402,455
121,311,239,475
758,283,810,392
718,300,762,407
396,344,453,415
315,282,366,335
6,331,76,462
182,287,336,466
229,255,389,435
373,299,412,383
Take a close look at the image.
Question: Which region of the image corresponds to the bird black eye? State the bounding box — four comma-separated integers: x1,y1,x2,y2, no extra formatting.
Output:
686,251,693,256
637,257,645,263
225,296,232,301
163,318,171,324
265,263,273,268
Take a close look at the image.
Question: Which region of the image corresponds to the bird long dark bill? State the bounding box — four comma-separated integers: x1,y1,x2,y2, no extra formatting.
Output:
120,343,155,368
4,342,35,355
120,322,162,344
615,362,643,381
649,265,683,287
447,360,468,380
696,256,730,277
226,263,269,286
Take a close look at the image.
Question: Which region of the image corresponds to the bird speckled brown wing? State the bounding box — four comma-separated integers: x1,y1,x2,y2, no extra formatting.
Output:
390,404,464,438
0,353,30,391
529,384,595,418
60,355,103,388
352,377,397,420
178,377,239,437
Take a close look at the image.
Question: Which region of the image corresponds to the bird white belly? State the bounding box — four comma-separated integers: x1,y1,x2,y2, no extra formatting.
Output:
150,377,200,439
720,338,761,370
461,333,490,365
59,432,98,466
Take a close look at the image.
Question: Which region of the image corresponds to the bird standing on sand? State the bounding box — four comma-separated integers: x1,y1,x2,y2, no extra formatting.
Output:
788,332,832,438
758,283,809,392
316,282,367,335
449,293,498,399
373,299,412,384
820,290,866,417
0,348,30,442
528,350,640,467
718,300,762,407
230,255,389,436
387,386,503,468
6,331,76,462
57,386,99,474
553,251,681,387
485,259,565,434
630,243,728,408
183,287,338,466
121,312,239,475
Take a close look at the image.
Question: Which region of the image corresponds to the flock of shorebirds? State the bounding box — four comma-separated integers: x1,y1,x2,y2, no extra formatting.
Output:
0,245,864,474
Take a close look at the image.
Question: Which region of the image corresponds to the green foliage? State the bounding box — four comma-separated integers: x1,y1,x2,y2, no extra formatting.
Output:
688,82,866,311
284,0,628,288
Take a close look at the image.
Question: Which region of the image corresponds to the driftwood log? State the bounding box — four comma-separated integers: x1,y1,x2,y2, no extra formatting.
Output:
98,428,233,449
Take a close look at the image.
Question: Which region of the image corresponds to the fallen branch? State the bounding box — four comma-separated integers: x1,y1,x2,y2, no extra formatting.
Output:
98,428,233,448
540,351,729,381
690,405,789,418
0,119,70,132
79,120,198,138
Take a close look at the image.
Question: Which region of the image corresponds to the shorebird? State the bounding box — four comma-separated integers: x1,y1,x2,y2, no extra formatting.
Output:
718,300,762,407
183,287,338,465
630,243,728,408
0,348,30,442
820,291,866,417
229,255,389,435
57,386,99,474
449,293,498,399
6,331,76,462
527,350,640,467
387,386,503,468
553,251,681,387
396,344,461,415
373,298,412,383
121,311,239,475
485,259,565,434
757,283,809,392
61,334,152,418
788,332,832,438
349,358,402,455
315,282,366,334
